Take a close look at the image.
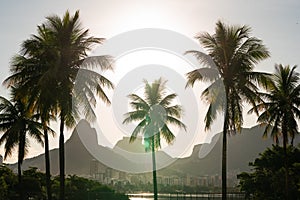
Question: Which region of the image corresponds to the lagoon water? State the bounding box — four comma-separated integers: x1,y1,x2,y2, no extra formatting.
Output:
128,193,245,200
130,198,168,200
129,197,244,200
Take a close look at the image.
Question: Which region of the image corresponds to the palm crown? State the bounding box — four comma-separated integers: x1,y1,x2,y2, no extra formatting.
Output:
250,64,300,144
186,20,270,133
0,96,45,161
123,78,186,151
5,10,114,125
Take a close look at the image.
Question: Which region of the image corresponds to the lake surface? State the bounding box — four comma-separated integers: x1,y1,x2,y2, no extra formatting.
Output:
128,193,245,200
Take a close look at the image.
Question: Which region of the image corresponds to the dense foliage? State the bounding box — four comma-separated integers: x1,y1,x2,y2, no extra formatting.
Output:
0,166,128,200
238,145,300,199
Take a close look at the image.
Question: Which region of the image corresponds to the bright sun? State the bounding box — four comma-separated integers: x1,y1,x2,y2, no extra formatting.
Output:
88,49,213,158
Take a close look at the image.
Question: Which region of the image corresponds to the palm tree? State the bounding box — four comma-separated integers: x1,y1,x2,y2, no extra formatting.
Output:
6,24,58,200
4,10,114,200
249,64,300,199
44,11,114,200
123,78,186,200
0,95,46,200
185,20,270,199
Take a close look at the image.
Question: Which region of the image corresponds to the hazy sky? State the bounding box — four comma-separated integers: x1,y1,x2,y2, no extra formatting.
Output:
0,0,299,163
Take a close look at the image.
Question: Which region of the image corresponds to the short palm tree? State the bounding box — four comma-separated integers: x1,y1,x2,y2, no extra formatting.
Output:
123,78,186,200
0,95,46,200
4,10,114,200
185,21,270,199
249,64,300,199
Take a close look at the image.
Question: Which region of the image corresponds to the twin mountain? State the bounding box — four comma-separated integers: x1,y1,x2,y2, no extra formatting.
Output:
9,120,299,176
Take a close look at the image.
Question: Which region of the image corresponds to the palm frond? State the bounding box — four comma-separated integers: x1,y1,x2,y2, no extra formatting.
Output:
80,55,114,71
129,119,147,143
186,68,220,87
159,93,177,107
160,125,175,144
166,116,187,131
123,110,147,124
185,50,217,69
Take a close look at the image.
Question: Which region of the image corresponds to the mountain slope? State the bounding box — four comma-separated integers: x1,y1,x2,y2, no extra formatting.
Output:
9,121,299,177
167,125,299,176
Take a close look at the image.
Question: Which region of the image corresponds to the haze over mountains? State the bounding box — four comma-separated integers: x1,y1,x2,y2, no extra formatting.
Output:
8,120,299,176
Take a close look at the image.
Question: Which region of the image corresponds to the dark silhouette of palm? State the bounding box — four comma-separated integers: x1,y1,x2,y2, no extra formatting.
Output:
4,10,114,200
185,21,270,199
0,95,47,200
5,24,58,200
123,78,186,200
250,64,300,199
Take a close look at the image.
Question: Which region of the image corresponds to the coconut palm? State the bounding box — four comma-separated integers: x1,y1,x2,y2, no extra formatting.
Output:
43,11,114,200
0,95,46,200
123,78,186,200
249,64,300,199
185,21,270,199
6,24,57,200
4,10,114,200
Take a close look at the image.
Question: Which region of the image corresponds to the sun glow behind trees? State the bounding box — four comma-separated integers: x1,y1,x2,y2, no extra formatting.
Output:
91,49,212,158
1,0,299,164
1,49,265,163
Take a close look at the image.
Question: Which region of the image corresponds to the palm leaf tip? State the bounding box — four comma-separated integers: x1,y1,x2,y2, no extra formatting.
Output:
122,117,130,124
185,70,201,88
129,135,137,143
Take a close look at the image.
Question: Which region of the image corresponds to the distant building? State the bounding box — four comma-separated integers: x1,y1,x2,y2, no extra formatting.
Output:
90,159,98,176
119,171,127,180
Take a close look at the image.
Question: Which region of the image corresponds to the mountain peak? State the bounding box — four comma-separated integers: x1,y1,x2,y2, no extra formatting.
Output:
114,137,145,153
12,123,299,177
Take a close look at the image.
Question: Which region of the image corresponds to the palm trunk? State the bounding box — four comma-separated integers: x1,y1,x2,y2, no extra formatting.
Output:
151,137,158,200
59,116,65,200
44,125,52,200
222,90,229,200
282,124,289,200
18,142,24,200
222,114,228,200
17,160,24,200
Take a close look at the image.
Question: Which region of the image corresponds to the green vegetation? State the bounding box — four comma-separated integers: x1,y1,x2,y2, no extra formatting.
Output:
0,96,48,199
123,78,186,200
0,165,129,200
250,64,300,199
238,145,300,199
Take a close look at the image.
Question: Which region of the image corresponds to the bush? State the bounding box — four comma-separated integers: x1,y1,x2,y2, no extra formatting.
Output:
237,145,300,199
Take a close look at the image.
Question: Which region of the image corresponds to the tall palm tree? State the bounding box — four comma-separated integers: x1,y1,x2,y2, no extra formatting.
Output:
6,24,57,200
185,21,270,199
4,10,114,200
44,11,114,200
249,64,300,199
0,95,46,200
123,78,186,200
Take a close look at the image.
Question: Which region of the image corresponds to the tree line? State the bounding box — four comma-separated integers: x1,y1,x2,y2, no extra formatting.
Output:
0,165,129,200
0,10,299,200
